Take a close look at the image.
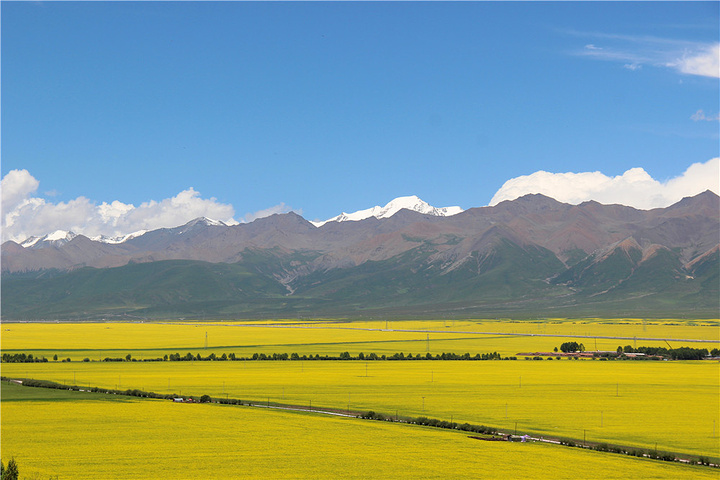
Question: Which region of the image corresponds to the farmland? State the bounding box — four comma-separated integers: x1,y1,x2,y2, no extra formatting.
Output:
1,318,719,478
4,357,719,459
2,318,717,359
2,382,718,480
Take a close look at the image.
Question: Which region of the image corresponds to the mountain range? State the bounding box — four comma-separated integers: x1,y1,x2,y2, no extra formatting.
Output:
2,191,718,320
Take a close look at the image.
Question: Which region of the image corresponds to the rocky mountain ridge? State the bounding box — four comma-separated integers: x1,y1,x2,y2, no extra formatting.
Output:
2,191,718,319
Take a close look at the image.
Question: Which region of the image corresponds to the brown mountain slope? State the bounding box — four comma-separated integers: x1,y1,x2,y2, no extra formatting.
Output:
2,192,718,278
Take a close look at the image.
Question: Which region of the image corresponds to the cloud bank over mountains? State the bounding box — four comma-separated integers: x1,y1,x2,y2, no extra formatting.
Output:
489,157,719,208
2,158,719,243
1,170,241,243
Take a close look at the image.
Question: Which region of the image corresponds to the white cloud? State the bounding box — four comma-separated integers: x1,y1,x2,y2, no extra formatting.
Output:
489,158,719,210
1,171,240,243
691,109,720,122
572,31,719,78
1,169,39,215
671,44,720,78
1,170,307,243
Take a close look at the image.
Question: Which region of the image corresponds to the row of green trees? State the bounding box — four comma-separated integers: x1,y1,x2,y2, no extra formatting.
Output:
617,345,717,360
4,378,190,404
559,439,715,466
4,377,250,407
1,353,73,363
161,351,511,362
92,351,513,362
1,353,49,363
358,411,497,435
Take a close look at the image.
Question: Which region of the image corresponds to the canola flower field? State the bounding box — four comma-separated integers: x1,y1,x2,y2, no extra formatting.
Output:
2,318,717,359
1,382,718,480
4,358,718,459
2,318,719,478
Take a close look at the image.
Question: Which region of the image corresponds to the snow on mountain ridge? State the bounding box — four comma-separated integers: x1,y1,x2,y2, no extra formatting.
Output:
20,230,78,249
17,202,461,247
311,195,463,227
19,236,42,248
175,217,230,235
184,217,228,227
20,217,227,248
91,230,148,244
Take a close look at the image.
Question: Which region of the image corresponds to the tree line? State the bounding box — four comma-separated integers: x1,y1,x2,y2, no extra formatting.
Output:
1,353,49,363
550,343,717,360
360,410,497,435
158,351,510,361
2,351,515,363
617,345,717,360
6,347,714,364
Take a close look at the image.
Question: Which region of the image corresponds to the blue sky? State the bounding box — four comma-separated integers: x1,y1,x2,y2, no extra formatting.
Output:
2,2,718,241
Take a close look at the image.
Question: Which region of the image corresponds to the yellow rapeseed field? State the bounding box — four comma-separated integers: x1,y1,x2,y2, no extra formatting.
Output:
1,382,716,480
4,358,718,458
2,318,718,477
2,318,717,359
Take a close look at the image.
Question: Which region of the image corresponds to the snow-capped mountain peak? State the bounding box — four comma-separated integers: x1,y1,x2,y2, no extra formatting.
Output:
185,217,228,228
20,230,78,249
172,217,230,236
311,195,463,227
